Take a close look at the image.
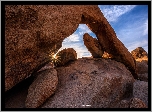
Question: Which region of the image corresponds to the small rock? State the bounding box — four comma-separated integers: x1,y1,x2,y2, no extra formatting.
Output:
55,48,77,67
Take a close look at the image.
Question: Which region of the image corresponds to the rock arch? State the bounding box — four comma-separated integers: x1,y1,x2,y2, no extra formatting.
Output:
5,5,137,91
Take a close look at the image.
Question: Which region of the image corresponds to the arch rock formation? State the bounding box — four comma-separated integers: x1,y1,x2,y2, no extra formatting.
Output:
5,5,138,92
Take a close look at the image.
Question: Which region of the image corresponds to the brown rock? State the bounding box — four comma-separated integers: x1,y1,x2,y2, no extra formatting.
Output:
83,33,104,58
5,5,138,92
41,58,134,108
55,48,77,67
130,98,147,108
25,69,58,108
80,8,138,79
131,47,148,60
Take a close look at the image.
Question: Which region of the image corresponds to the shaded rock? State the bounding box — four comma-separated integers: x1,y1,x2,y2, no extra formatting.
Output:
25,69,58,108
133,80,148,106
136,61,148,74
131,47,148,60
137,73,148,82
5,5,138,92
83,33,104,58
55,48,77,67
130,98,147,108
41,58,134,108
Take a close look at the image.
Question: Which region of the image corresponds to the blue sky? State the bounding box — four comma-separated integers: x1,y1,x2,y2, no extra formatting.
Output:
58,5,148,58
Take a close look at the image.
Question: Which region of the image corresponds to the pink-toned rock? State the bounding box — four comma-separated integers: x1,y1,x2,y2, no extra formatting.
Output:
83,33,104,58
25,69,58,108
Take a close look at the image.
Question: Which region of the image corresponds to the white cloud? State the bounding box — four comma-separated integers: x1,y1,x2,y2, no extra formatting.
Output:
143,19,148,35
78,24,92,35
126,39,148,52
99,5,136,22
63,34,80,42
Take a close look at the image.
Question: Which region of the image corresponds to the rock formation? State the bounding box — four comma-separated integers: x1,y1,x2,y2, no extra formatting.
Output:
5,5,137,92
25,69,58,108
41,58,135,108
83,33,104,58
55,48,77,67
131,47,148,61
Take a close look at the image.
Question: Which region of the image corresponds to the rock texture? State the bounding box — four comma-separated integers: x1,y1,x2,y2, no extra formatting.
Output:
133,80,148,106
136,60,148,74
5,5,137,92
130,98,147,108
131,47,148,60
25,69,58,108
83,33,104,58
114,98,147,108
55,48,77,67
41,58,135,108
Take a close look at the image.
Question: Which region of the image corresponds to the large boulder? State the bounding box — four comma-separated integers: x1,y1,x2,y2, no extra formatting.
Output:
5,5,137,92
55,48,77,67
83,33,104,58
41,58,135,108
25,68,58,108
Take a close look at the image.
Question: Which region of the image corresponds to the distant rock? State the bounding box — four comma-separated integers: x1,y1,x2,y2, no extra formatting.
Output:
41,58,135,108
131,47,148,60
25,69,58,108
83,33,104,58
55,48,77,67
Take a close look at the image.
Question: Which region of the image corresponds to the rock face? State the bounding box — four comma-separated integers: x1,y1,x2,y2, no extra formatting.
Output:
5,5,137,92
83,33,104,58
131,47,148,60
25,69,58,108
55,48,77,67
41,58,135,108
